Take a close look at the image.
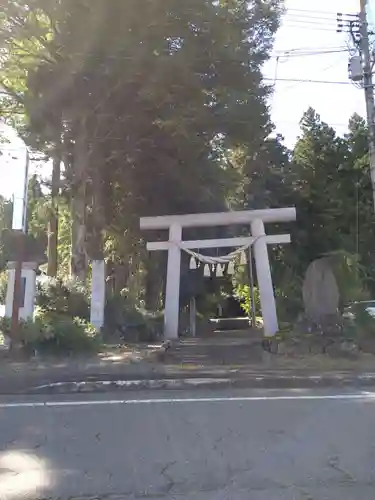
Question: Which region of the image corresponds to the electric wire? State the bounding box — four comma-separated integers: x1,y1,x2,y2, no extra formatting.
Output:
270,57,346,98
287,8,358,17
281,10,358,33
270,48,348,59
263,77,351,85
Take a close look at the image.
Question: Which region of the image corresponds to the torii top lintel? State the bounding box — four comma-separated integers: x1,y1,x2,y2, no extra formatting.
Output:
140,207,296,231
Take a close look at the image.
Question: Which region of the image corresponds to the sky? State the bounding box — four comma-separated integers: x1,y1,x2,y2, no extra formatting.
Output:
264,0,365,146
0,0,370,200
0,123,29,201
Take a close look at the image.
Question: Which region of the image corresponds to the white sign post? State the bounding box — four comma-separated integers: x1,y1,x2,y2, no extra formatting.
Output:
9,148,30,343
90,260,106,330
11,149,29,232
140,208,296,340
5,261,37,320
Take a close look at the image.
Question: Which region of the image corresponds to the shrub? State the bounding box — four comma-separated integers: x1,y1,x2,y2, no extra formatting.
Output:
104,295,162,342
36,313,100,355
0,312,100,355
342,303,375,340
141,310,164,340
233,284,261,317
329,251,369,309
36,277,90,320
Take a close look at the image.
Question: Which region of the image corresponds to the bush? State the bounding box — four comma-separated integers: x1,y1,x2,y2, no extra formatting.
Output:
0,316,42,342
0,312,100,356
104,295,163,342
36,277,90,320
329,251,369,309
0,275,99,356
342,304,375,340
141,310,164,339
36,313,100,355
233,284,261,317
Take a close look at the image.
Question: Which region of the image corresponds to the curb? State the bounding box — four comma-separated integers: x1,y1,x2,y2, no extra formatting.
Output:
26,373,375,394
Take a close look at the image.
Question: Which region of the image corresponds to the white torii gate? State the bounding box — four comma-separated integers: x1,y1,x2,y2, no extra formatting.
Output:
140,207,296,339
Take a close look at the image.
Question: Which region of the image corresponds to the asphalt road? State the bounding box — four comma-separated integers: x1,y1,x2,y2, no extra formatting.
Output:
1,388,375,499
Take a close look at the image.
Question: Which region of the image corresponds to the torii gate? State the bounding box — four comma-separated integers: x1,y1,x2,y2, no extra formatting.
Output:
140,207,296,339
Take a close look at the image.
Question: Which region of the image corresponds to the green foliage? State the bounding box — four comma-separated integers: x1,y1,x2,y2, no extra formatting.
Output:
104,294,163,341
275,283,303,323
353,308,375,338
56,203,73,278
264,110,374,317
2,0,375,324
328,251,369,308
0,196,13,272
105,295,145,328
36,277,90,319
0,316,38,344
233,284,260,317
0,0,282,288
342,303,375,340
0,177,47,271
34,310,100,354
231,260,260,317
0,313,100,355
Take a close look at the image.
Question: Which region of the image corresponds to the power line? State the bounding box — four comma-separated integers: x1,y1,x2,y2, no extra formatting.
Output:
283,18,337,27
282,11,342,29
284,21,337,30
264,77,352,85
287,13,338,20
284,11,359,34
270,48,348,59
281,24,339,33
285,11,349,20
271,57,345,97
285,14,337,24
274,44,346,51
272,44,347,54
288,8,358,17
285,17,337,25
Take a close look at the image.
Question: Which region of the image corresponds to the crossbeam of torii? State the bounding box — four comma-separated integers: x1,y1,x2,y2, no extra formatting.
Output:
140,207,296,339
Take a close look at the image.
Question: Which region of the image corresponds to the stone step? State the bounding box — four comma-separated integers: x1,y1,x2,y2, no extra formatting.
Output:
166,339,264,365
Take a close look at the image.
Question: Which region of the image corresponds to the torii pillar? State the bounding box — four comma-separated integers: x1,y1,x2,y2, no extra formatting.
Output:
140,207,296,339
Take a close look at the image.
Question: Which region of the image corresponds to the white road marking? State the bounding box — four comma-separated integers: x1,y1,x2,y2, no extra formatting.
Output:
0,393,375,408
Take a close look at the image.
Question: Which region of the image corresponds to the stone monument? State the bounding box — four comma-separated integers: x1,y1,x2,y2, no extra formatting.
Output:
302,257,339,323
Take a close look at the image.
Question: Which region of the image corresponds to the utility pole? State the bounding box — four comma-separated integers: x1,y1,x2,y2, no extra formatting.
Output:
339,5,375,211
359,0,375,212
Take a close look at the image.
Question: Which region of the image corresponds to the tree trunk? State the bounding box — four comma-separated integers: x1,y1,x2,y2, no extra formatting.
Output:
145,255,164,311
70,121,88,281
87,151,105,262
87,146,107,328
105,260,115,298
47,150,61,277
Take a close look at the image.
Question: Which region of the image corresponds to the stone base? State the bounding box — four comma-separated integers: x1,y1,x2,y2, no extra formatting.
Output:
293,312,343,337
